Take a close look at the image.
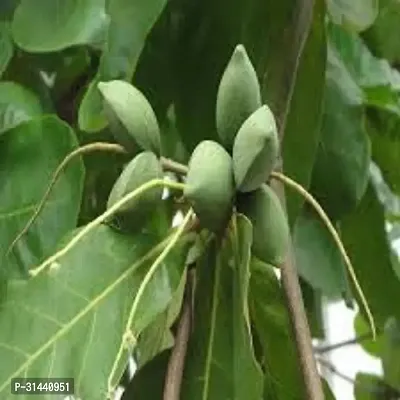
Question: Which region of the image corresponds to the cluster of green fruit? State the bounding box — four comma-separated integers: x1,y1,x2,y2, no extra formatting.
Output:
98,44,290,268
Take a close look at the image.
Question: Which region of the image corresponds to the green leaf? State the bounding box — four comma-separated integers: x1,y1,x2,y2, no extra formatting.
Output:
136,270,186,367
0,223,189,399
300,278,326,339
367,113,400,195
382,318,400,390
354,373,395,400
0,22,13,78
250,259,304,400
322,379,336,400
363,0,400,63
293,207,348,298
310,67,371,220
328,23,400,91
182,214,263,400
341,183,400,329
0,82,42,135
78,0,167,132
78,79,106,133
172,1,303,153
1,116,84,277
282,0,326,225
11,0,108,52
354,313,384,358
326,0,378,32
327,22,400,117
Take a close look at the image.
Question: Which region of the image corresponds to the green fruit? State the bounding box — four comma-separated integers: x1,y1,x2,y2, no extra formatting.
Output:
233,105,279,193
237,184,290,266
216,44,261,151
98,80,161,155
107,151,163,220
184,140,235,232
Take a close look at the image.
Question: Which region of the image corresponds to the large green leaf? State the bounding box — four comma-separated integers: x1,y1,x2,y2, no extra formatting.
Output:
78,0,167,132
341,183,400,329
135,269,186,367
293,207,348,298
367,112,400,195
363,0,400,63
0,82,42,135
328,23,400,91
282,0,326,226
171,0,313,154
354,313,384,358
11,0,108,52
326,0,378,32
0,223,189,399
328,22,400,120
0,116,83,277
182,214,263,400
250,259,304,400
0,22,13,78
354,373,398,399
310,57,370,220
382,318,400,391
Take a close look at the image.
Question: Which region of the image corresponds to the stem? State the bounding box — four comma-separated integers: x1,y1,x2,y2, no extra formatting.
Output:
314,333,375,354
271,171,376,340
161,157,189,176
6,142,127,259
163,269,194,400
262,1,322,397
316,357,356,386
6,142,188,262
29,179,186,277
107,209,194,394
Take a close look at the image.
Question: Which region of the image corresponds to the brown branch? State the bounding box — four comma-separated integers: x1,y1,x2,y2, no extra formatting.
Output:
270,0,324,399
163,269,194,400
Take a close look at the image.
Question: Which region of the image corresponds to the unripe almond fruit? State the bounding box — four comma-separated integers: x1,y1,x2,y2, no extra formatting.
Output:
107,151,163,221
233,105,279,193
237,184,290,266
184,140,235,232
216,44,261,151
98,80,161,155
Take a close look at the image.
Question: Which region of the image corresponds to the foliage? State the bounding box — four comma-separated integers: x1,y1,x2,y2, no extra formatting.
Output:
1,1,400,399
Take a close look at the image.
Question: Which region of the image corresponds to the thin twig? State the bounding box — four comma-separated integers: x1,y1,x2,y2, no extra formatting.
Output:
6,142,127,259
163,269,194,400
268,0,324,397
6,143,187,262
314,333,375,354
271,171,376,340
161,157,189,176
29,179,186,277
317,358,400,397
316,357,356,386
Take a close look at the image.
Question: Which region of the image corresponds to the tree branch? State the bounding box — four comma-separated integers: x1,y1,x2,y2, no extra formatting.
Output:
163,269,194,400
270,0,324,399
314,333,375,354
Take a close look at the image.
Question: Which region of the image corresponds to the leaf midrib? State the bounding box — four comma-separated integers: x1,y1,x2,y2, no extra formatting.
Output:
0,234,169,393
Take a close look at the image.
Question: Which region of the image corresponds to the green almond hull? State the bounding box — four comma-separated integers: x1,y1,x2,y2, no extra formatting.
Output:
184,140,235,232
237,184,290,266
